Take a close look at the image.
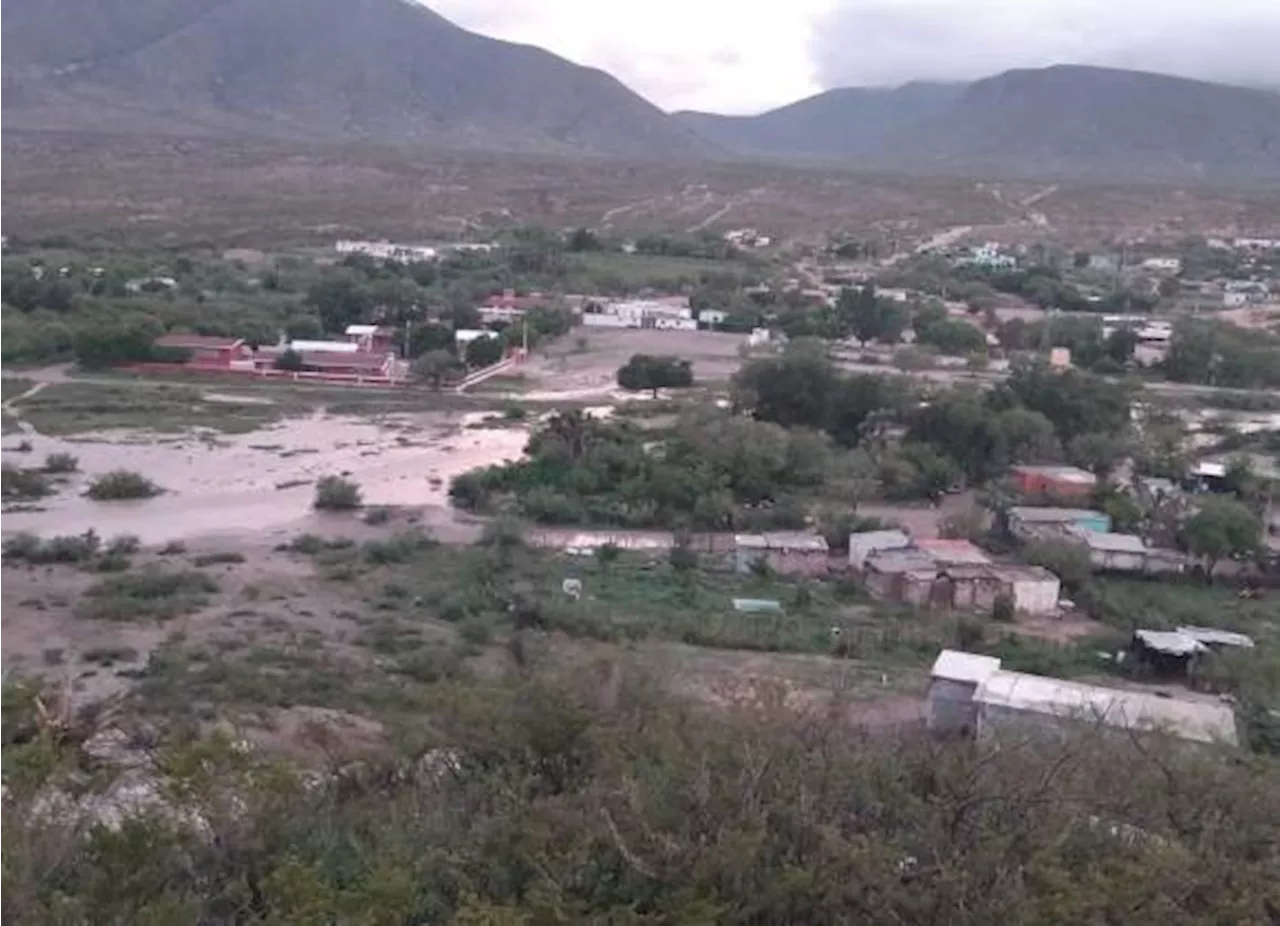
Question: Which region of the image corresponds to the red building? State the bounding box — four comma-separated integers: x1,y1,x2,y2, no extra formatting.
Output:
1009,465,1098,501
152,333,251,366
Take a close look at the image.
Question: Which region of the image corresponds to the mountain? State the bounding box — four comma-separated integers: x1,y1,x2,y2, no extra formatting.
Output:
676,82,961,162
1,0,711,158
678,66,1280,183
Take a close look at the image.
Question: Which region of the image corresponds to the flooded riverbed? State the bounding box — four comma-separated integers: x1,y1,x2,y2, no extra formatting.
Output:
1,410,531,544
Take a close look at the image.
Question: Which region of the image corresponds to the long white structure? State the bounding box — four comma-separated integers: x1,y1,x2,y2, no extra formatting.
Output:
926,650,1238,746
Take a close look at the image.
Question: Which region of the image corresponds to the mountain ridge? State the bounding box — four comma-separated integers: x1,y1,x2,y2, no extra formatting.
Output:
675,65,1280,183
2,0,713,158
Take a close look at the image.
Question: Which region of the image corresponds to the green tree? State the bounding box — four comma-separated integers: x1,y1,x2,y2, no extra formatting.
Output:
1180,496,1261,579
413,349,460,390
274,348,305,371
616,354,695,396
465,335,505,369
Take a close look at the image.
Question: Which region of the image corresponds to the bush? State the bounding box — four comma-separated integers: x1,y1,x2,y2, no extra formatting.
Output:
314,475,362,511
287,534,325,555
43,452,79,474
2,530,101,564
363,506,392,525
449,471,493,512
106,534,141,556
85,470,161,501
75,568,219,621
191,551,246,566
1025,539,1092,593
992,593,1016,623
13,439,33,453
2,464,52,500
274,348,306,372
362,529,436,565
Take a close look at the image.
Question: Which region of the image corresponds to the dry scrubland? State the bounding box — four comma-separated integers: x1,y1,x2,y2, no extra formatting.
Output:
7,131,1280,247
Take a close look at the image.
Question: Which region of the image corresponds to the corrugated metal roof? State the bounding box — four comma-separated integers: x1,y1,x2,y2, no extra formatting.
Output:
916,538,992,564
154,333,245,350
1134,629,1206,656
1176,626,1255,649
931,649,1002,684
866,550,938,574
1009,506,1104,523
976,671,1237,745
1077,531,1147,553
847,529,912,566
287,339,360,353
735,532,828,552
1012,465,1097,484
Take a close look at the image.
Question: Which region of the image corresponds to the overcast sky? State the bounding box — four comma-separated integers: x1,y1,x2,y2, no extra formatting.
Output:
430,0,1280,114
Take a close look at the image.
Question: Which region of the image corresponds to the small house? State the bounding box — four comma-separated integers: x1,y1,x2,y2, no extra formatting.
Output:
847,529,912,570
734,532,830,577
863,550,938,603
915,538,991,566
993,564,1061,616
344,324,397,353
1009,465,1098,501
926,650,1002,735
1007,506,1111,541
152,333,251,366
1071,530,1149,572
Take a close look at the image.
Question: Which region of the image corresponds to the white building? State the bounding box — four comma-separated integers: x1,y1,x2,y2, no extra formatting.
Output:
336,240,438,262
1233,237,1280,250
927,650,1238,746
581,298,696,331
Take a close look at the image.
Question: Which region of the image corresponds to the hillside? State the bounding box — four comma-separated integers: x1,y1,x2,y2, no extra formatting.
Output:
0,0,711,158
678,66,1280,183
675,82,961,162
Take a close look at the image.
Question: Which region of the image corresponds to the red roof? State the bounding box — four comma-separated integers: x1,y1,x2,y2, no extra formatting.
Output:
485,291,545,310
154,333,246,351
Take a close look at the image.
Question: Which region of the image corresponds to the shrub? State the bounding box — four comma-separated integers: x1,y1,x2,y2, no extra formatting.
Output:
274,348,306,372
3,530,102,564
2,532,43,561
158,540,187,555
595,542,622,567
1025,539,1092,594
288,533,325,555
668,542,698,572
992,593,1016,623
449,471,492,511
191,551,246,566
362,529,436,565
106,534,141,555
75,568,218,621
479,516,525,552
951,615,986,649
14,439,33,453
363,505,392,525
2,464,52,500
85,470,161,501
314,475,362,511
459,620,493,646
43,452,79,474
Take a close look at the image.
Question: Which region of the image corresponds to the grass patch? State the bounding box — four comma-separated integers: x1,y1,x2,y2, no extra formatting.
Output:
191,551,247,567
85,469,161,500
15,381,288,436
1086,577,1280,640
75,567,218,622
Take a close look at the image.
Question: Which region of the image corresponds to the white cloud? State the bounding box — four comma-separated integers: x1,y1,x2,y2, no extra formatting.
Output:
426,0,1280,115
428,0,829,114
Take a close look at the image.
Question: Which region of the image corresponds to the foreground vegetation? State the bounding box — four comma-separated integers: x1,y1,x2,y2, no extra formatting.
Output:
5,660,1279,923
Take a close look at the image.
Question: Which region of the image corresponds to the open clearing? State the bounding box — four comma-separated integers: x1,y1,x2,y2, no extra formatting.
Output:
508,327,748,398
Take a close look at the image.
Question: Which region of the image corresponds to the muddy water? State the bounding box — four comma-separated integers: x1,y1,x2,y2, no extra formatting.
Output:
1,411,531,544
